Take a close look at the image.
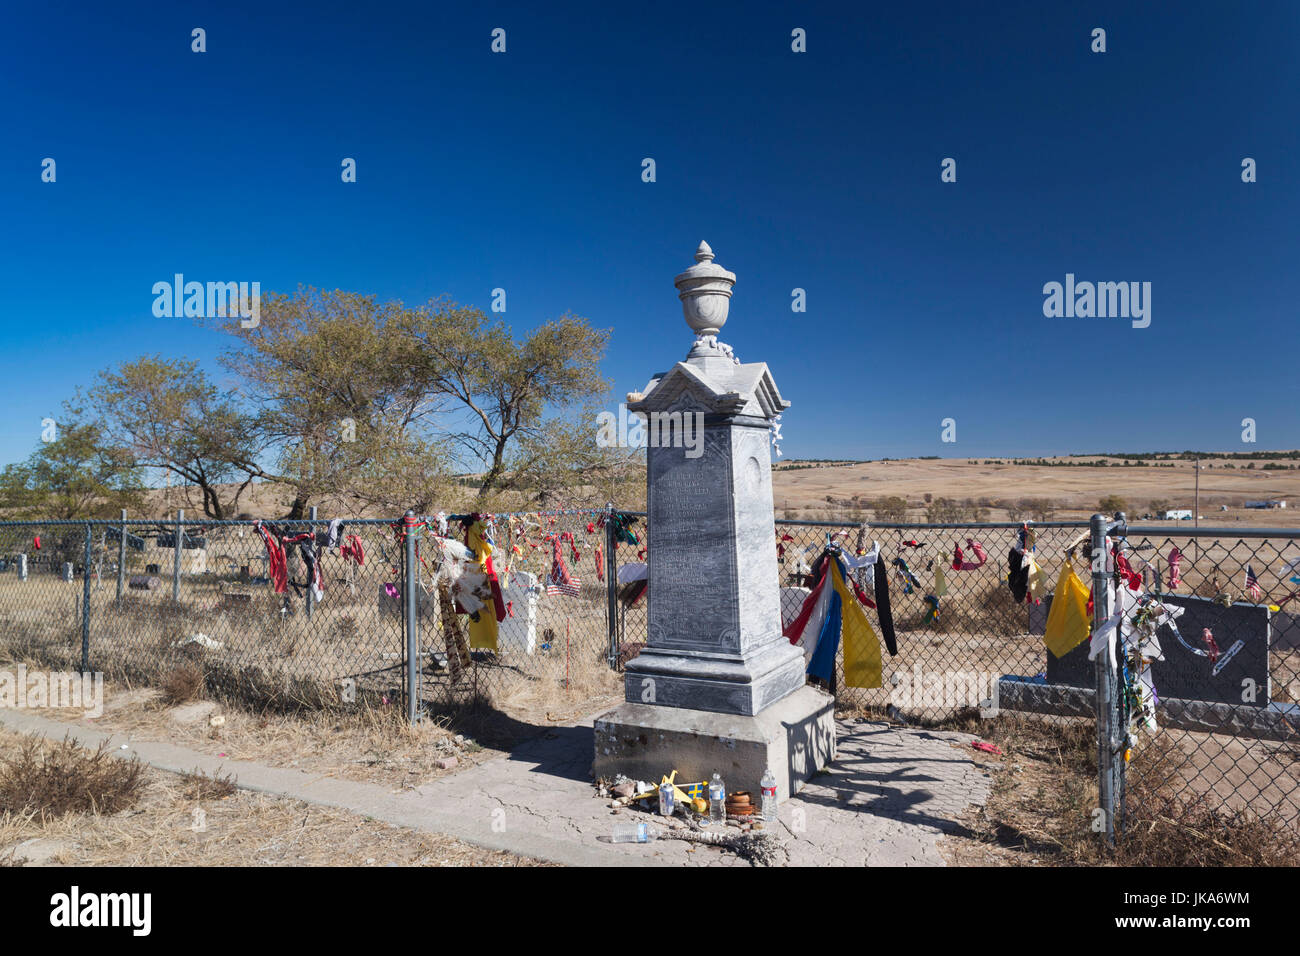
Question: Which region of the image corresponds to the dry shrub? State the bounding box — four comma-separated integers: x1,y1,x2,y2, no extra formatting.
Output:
1117,733,1300,866
178,766,237,800
944,712,1300,866
1117,789,1300,866
161,661,205,705
0,733,144,818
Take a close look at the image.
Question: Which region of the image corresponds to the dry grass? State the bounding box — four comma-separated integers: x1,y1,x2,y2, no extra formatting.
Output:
0,733,145,819
177,766,237,801
160,660,205,705
19,674,492,789
0,729,552,867
483,641,622,725
924,710,1300,866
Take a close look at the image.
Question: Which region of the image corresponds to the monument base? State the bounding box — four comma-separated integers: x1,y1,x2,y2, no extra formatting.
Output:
592,685,835,804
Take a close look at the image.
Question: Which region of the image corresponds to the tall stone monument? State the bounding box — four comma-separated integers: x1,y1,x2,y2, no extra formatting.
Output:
593,241,836,802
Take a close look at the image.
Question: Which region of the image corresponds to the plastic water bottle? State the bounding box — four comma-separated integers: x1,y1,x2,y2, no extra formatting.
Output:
612,822,657,843
708,772,726,826
761,767,778,821
658,780,675,817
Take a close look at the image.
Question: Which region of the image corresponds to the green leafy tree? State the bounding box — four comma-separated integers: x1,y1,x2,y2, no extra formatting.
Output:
396,299,610,501
1097,494,1128,515
0,416,141,519
85,356,265,519
872,495,909,522
219,287,449,516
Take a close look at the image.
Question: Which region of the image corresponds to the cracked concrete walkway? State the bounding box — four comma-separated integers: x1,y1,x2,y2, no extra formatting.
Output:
0,708,992,866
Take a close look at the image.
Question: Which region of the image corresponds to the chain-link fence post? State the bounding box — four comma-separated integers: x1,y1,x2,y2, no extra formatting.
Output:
1091,511,1122,847
81,521,92,672
403,509,420,724
172,509,184,602
306,505,317,622
115,508,127,603
604,502,618,669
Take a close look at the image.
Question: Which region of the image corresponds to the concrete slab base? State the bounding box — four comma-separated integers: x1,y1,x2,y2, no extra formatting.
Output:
592,684,835,803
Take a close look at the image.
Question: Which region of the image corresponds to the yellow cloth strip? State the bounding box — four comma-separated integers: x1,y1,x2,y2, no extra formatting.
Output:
832,561,882,689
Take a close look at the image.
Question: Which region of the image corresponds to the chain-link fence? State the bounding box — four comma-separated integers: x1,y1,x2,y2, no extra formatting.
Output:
0,509,635,722
770,518,1092,720
411,508,626,721
1101,524,1300,837
0,515,405,710
1,509,1296,840
769,516,1300,838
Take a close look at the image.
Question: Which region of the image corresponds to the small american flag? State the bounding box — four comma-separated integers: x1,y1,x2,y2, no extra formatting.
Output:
1245,565,1262,602
546,562,581,597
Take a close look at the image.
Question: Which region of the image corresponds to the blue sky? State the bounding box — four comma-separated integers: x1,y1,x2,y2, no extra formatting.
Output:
2,0,1297,470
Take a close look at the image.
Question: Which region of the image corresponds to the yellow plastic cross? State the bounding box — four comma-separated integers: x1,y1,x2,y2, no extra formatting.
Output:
632,770,695,804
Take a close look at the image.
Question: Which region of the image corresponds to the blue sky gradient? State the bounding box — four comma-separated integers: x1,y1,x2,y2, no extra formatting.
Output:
3,1,1297,469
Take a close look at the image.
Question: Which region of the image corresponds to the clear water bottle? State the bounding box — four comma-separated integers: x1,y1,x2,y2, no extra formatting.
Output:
611,822,657,843
708,772,726,826
761,767,778,821
658,780,675,817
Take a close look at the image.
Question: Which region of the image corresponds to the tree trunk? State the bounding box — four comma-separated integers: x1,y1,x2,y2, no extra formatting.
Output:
284,489,311,520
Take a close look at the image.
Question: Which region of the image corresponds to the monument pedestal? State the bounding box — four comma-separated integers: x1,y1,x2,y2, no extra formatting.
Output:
593,685,835,804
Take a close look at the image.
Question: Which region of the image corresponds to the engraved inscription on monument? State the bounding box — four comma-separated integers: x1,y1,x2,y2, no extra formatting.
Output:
648,430,739,654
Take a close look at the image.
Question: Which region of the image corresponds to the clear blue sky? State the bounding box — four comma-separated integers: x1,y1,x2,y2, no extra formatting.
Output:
2,0,1297,469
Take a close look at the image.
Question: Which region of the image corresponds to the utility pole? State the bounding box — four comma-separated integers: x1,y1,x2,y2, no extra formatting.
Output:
1194,457,1200,562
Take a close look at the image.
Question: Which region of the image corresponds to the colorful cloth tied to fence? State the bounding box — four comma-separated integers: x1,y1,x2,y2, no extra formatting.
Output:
462,517,507,650
785,553,883,688
254,520,289,594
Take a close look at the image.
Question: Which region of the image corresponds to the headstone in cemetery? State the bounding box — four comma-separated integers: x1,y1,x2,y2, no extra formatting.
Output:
498,570,540,656
105,526,146,552
61,562,73,582
1043,592,1271,706
181,547,207,575
129,575,162,591
17,553,26,581
145,563,161,575
593,242,835,803
155,532,206,549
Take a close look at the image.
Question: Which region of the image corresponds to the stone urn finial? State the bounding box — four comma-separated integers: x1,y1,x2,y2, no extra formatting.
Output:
675,240,736,337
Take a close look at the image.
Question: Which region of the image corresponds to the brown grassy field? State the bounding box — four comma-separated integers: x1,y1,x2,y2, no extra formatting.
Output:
129,454,1300,528
772,455,1300,527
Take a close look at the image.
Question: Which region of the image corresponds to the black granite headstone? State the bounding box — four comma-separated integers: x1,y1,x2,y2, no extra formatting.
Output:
155,533,206,550
105,526,146,552
1043,592,1270,706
